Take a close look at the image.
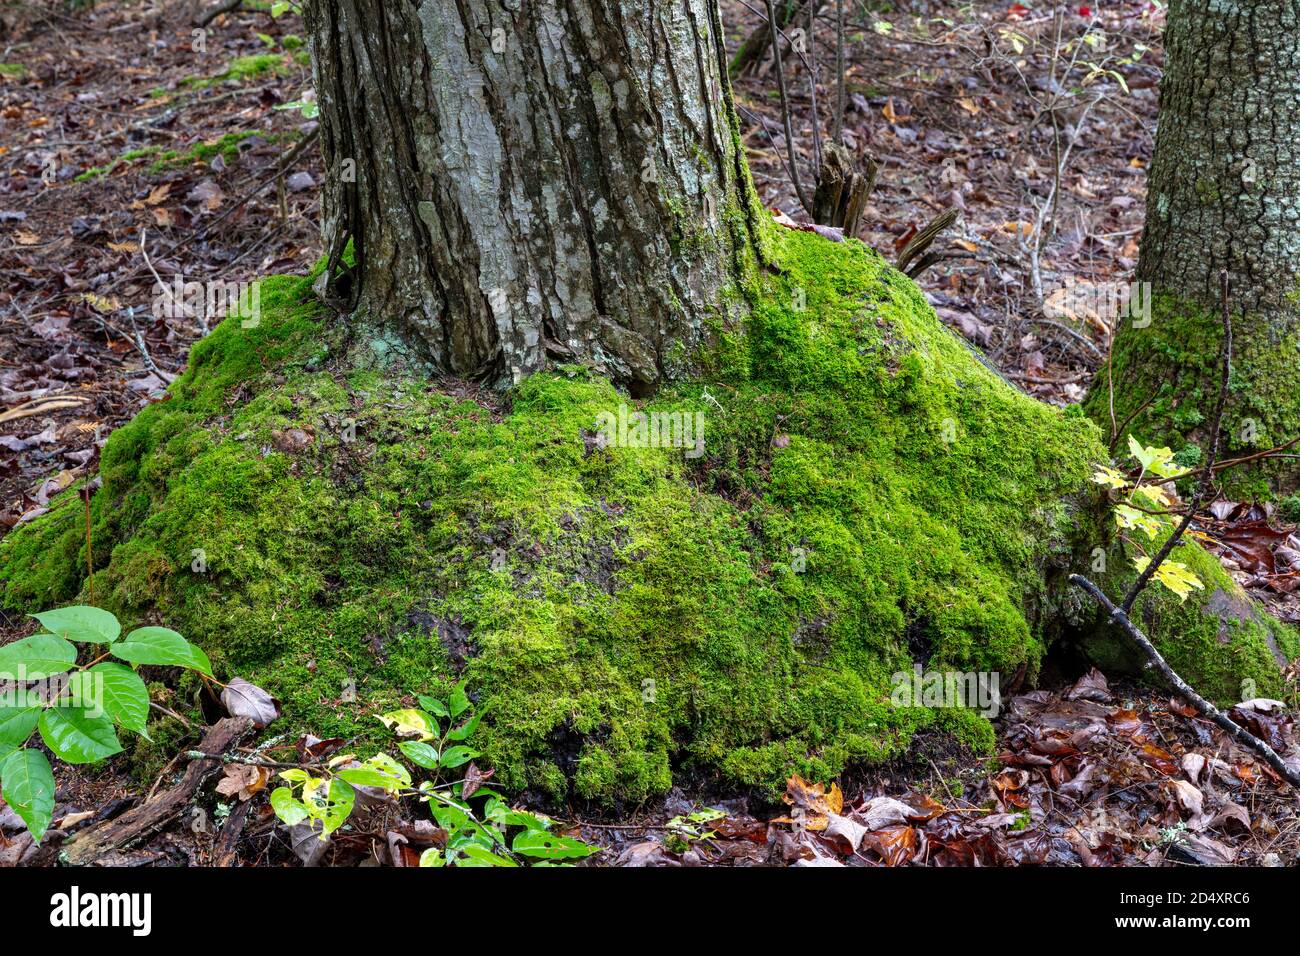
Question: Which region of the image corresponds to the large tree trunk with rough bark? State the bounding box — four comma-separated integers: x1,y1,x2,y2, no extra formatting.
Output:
303,0,761,392
1088,0,1300,493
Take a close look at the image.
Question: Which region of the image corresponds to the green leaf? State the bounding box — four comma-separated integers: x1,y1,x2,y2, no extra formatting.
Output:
29,606,120,645
512,827,598,859
111,627,212,675
0,690,42,751
270,1,292,17
449,682,470,718
398,741,440,769
418,847,445,867
0,748,55,843
88,663,150,736
376,708,437,740
438,745,478,769
38,705,123,764
446,705,487,742
0,633,77,681
417,695,448,718
270,787,309,826
303,777,355,839
457,843,518,867
337,753,411,792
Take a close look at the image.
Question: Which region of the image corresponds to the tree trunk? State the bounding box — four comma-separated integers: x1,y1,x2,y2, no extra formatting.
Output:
303,0,762,391
1091,0,1300,491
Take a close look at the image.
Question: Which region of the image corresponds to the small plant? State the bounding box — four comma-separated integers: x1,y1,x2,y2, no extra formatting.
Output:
664,807,725,854
1092,436,1205,601
269,683,599,866
0,606,213,842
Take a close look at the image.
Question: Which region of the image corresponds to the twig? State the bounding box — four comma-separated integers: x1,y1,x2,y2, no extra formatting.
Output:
831,0,846,145
1069,574,1300,788
124,306,178,385
1023,317,1104,359
140,226,203,334
762,0,815,215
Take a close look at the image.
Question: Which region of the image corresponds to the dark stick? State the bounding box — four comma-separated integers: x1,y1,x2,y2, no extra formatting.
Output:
1069,573,1300,788
195,0,244,28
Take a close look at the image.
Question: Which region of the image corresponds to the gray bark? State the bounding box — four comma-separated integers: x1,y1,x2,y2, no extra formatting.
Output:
1138,0,1300,317
304,0,761,391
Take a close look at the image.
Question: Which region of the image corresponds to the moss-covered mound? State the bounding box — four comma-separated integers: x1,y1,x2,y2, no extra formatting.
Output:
1085,293,1300,499
2,228,1293,801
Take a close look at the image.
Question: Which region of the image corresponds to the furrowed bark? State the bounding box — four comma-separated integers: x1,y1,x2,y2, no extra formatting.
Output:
304,0,763,391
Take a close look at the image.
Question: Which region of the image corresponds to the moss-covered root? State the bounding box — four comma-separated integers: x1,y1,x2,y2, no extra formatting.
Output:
1084,292,1300,498
1059,537,1299,703
0,228,1292,804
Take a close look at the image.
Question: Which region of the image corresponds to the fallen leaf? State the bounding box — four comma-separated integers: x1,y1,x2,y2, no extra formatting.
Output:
221,677,280,728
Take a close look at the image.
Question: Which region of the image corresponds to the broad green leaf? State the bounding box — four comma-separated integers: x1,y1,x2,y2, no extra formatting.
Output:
398,741,440,769
270,787,309,826
1126,436,1179,478
417,695,448,718
111,627,212,675
449,682,470,718
445,705,487,742
418,847,445,867
0,633,77,681
1114,503,1165,539
457,843,518,867
376,708,437,740
88,663,151,736
0,748,55,843
38,705,123,764
512,827,598,859
29,606,120,645
337,753,411,792
0,690,42,750
438,745,478,769
278,768,310,784
303,777,355,839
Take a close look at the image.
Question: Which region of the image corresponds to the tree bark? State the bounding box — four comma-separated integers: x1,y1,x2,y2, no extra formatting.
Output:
1091,0,1300,490
304,0,762,391
1137,1,1300,314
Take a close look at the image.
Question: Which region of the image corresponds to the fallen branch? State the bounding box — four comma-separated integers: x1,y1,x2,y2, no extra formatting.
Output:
1069,574,1300,788
62,717,253,865
195,0,243,28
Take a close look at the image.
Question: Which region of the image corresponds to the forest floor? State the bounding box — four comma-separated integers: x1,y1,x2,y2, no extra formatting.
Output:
0,0,1297,867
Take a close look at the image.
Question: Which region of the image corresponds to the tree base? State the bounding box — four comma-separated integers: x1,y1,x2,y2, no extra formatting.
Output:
2,231,1293,802
1086,293,1300,499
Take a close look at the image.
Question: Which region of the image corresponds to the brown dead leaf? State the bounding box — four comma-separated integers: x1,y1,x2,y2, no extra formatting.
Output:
215,763,270,802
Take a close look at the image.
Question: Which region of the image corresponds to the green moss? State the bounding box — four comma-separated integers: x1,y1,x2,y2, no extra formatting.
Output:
148,132,264,172
1085,292,1300,496
0,64,25,79
1077,537,1298,701
182,54,290,90
1,229,1288,804
74,133,266,182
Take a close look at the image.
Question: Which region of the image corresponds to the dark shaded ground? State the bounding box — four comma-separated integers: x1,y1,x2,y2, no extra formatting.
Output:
0,0,1297,867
